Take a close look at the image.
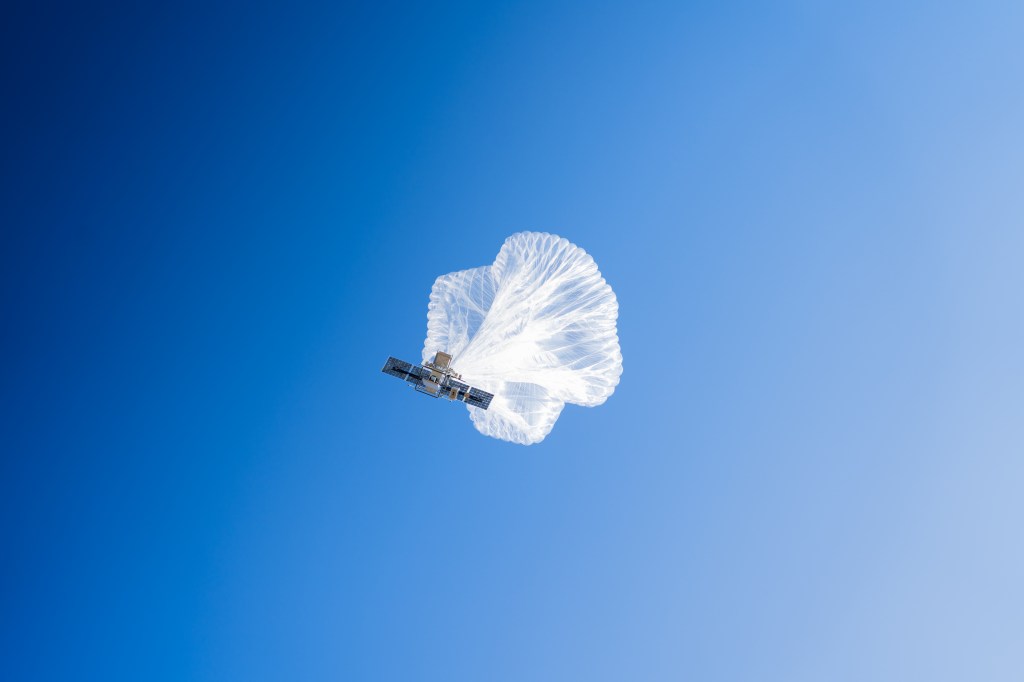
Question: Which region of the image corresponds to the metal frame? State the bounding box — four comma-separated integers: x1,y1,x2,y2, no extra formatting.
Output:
381,353,494,410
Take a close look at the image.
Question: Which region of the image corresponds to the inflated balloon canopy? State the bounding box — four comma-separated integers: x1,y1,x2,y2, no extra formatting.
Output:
423,232,622,445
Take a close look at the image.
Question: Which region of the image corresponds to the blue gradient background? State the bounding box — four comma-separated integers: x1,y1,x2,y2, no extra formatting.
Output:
2,2,1022,680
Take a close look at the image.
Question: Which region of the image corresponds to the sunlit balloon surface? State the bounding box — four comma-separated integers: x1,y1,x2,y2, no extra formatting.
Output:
423,232,622,444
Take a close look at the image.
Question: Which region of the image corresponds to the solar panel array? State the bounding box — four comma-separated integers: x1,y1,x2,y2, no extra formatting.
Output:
382,356,426,385
465,387,494,410
382,356,494,410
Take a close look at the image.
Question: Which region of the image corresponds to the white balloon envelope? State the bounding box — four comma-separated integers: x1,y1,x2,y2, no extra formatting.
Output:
423,232,622,445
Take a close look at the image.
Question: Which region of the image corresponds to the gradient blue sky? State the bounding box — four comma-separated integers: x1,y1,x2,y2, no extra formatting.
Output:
2,2,1022,680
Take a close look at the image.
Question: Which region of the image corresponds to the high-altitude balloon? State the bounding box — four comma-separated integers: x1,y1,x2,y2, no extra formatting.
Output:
423,231,622,445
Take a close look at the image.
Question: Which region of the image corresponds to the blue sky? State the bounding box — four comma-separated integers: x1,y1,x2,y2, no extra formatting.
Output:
2,2,1022,680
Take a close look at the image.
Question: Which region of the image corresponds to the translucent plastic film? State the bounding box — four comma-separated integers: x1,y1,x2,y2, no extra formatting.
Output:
423,232,622,445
